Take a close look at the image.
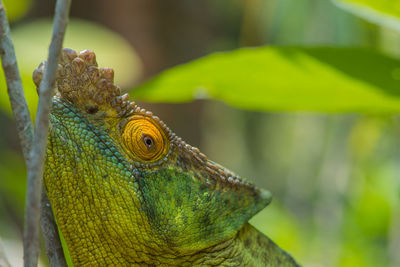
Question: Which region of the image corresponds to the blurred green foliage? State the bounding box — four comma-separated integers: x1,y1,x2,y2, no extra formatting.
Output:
334,0,400,30
0,151,26,228
3,0,32,22
337,0,400,19
133,47,400,112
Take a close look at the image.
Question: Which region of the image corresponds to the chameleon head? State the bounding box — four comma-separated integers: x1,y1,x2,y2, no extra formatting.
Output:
34,49,272,262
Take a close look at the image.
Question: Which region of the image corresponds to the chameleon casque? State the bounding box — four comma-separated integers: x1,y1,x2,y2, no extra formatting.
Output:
33,48,299,266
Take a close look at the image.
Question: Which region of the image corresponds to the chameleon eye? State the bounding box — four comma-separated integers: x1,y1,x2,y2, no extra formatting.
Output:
122,115,168,162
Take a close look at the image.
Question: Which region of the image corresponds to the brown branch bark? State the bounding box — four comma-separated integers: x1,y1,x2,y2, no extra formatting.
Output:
22,0,71,266
41,190,67,267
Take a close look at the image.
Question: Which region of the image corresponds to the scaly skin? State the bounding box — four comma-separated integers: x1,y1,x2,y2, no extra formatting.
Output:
34,49,299,266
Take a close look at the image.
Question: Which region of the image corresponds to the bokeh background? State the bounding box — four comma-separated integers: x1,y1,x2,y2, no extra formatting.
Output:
1,0,400,266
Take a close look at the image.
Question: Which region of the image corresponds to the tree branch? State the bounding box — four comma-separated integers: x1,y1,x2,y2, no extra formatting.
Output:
41,190,67,267
23,0,71,266
0,0,34,164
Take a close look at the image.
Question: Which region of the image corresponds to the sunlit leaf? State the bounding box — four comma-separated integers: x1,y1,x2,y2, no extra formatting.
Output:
333,0,400,30
3,0,32,22
132,46,400,113
0,18,142,117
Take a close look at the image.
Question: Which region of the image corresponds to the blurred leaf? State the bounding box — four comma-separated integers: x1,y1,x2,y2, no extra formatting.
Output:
3,0,32,22
0,151,26,209
132,47,400,113
339,242,383,267
0,18,142,117
0,150,26,234
349,117,385,160
250,202,303,257
355,185,391,237
333,0,400,31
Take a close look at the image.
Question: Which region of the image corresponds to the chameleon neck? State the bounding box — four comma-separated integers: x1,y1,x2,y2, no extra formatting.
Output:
219,223,299,267
185,223,299,266
57,221,297,266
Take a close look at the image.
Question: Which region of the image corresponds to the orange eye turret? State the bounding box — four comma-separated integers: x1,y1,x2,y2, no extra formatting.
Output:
122,116,168,162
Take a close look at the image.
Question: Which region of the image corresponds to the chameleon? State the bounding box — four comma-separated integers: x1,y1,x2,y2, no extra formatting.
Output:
33,48,299,266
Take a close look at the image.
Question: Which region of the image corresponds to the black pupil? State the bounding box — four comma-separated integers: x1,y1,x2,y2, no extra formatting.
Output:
144,136,153,148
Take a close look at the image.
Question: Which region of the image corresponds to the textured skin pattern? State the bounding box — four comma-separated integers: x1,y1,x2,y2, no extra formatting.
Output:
37,49,299,266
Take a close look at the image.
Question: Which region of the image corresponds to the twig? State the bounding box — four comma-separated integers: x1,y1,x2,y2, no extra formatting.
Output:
23,0,71,266
0,0,34,163
0,237,11,267
40,190,67,267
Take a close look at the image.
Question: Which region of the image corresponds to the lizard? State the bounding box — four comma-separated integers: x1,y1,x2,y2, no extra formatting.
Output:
33,48,300,267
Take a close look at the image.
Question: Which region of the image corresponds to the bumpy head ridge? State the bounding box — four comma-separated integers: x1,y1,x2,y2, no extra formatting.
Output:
33,48,137,117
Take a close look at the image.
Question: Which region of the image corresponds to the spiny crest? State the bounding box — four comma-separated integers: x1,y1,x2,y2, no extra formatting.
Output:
33,48,135,117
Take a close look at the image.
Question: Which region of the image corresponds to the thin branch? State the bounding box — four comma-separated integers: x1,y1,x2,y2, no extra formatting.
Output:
0,0,34,164
0,237,11,267
23,0,71,266
40,190,67,267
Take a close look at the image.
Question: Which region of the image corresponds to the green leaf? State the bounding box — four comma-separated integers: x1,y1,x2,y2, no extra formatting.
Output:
131,47,400,113
333,0,400,30
3,0,32,22
0,18,142,117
